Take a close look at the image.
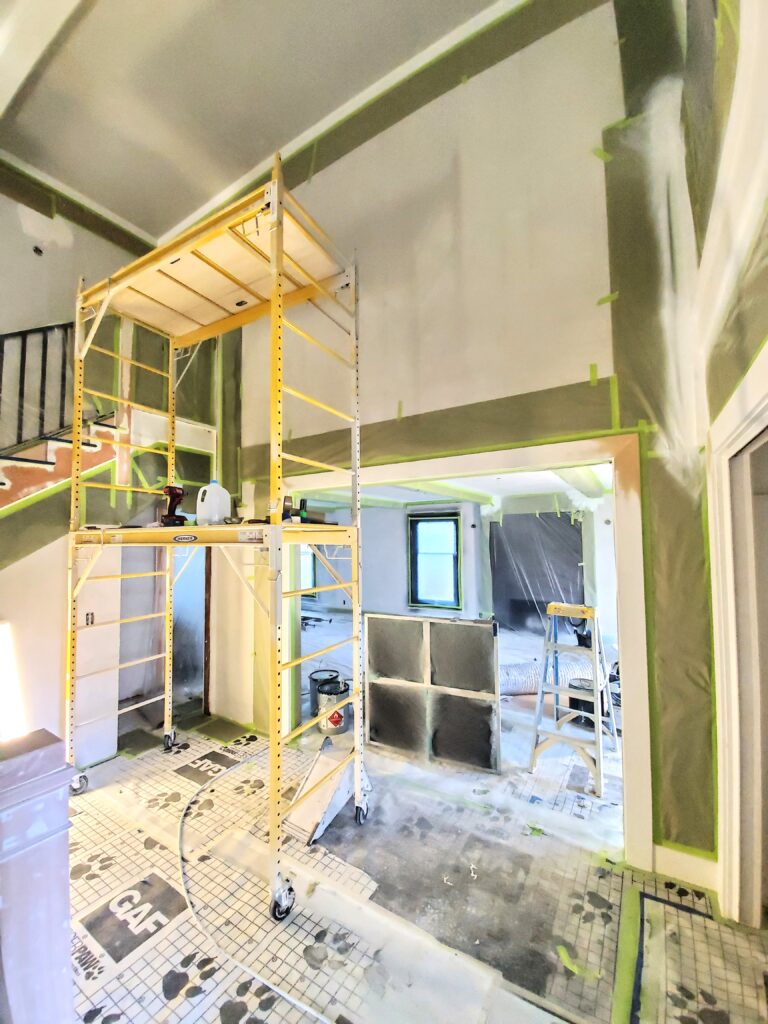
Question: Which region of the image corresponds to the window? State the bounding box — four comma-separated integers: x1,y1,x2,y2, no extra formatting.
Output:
300,548,316,597
408,513,461,608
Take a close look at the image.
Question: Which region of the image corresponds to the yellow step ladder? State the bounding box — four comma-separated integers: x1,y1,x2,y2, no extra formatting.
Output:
527,602,618,798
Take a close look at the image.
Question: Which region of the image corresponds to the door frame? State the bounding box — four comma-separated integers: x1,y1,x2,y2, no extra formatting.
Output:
287,433,655,870
707,340,768,926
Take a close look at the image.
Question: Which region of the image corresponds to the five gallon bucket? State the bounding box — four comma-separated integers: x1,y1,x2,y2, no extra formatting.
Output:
309,669,340,717
317,677,350,735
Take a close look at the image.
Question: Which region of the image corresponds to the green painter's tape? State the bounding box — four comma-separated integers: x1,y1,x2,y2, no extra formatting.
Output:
602,18,718,851
592,147,614,163
610,375,620,431
657,838,717,862
0,158,151,257
589,363,599,386
611,887,641,1024
701,483,719,858
597,291,619,306
557,945,600,980
637,429,663,845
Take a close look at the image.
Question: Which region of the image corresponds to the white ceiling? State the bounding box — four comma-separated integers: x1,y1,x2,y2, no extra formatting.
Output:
0,0,498,237
307,464,614,506
437,471,574,498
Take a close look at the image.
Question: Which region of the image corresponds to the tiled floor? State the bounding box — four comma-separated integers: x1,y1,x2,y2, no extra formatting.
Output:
68,722,768,1024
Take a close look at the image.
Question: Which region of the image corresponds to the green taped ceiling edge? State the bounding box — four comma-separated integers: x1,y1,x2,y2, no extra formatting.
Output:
0,157,152,258
188,0,608,225
241,426,639,486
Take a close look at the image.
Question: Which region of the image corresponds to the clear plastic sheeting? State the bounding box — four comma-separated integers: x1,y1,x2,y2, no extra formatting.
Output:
489,512,584,633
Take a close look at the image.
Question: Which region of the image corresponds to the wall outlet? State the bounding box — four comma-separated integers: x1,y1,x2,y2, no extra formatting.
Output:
85,612,95,625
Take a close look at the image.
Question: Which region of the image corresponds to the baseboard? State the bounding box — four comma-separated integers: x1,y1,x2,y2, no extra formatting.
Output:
653,843,719,893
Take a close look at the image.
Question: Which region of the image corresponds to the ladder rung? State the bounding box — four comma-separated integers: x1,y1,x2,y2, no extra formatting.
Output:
82,571,165,583
547,644,593,658
77,651,166,680
283,199,351,271
279,751,355,821
543,686,603,700
83,388,168,417
283,318,354,369
281,452,352,474
278,634,357,672
95,437,168,455
283,581,355,598
283,385,354,423
535,729,598,748
117,694,165,716
89,345,169,378
76,612,165,631
83,482,166,496
282,690,359,744
282,252,354,318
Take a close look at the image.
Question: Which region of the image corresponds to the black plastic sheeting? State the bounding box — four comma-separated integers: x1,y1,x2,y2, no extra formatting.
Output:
489,512,584,631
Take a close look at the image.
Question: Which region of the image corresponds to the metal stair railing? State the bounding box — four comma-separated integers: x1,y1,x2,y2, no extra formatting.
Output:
0,322,74,457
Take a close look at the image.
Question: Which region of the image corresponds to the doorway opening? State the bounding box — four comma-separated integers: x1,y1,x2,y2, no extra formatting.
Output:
727,427,768,927
293,458,626,860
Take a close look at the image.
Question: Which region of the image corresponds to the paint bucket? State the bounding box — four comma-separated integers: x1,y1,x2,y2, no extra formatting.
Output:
309,669,340,717
317,677,350,735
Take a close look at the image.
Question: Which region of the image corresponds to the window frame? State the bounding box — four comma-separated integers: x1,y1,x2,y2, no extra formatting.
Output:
407,511,462,610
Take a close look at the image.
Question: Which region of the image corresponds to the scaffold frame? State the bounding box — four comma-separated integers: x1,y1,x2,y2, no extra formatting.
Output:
64,153,365,920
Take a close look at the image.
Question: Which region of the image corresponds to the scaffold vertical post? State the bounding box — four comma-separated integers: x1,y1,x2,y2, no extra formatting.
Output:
267,153,294,920
163,546,175,748
350,261,366,817
167,336,177,487
65,535,78,767
269,154,284,526
70,284,86,531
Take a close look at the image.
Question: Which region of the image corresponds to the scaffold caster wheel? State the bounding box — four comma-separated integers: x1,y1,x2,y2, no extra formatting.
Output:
269,883,296,923
163,730,176,752
70,773,89,796
355,803,368,825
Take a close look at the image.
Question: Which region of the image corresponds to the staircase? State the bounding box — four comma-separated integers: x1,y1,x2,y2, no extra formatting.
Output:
0,322,116,514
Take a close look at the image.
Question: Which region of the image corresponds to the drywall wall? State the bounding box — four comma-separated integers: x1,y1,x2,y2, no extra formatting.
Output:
0,536,68,738
0,536,120,763
0,194,134,334
582,494,618,646
208,545,299,733
241,4,623,451
309,503,485,619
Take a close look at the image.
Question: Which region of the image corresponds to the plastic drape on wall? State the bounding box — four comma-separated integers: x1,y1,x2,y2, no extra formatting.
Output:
489,513,584,631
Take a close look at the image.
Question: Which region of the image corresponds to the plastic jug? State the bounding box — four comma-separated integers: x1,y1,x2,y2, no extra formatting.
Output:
196,480,231,525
